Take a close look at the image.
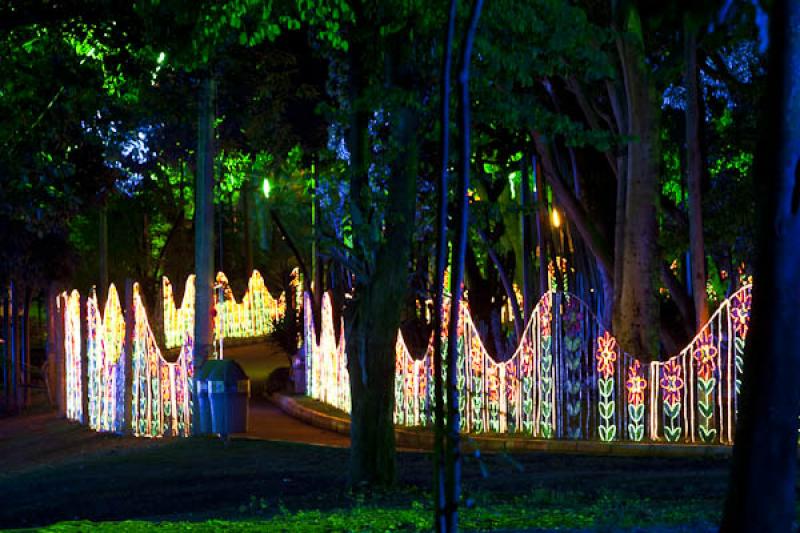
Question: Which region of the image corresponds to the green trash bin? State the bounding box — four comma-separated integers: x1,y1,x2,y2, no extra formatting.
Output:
207,359,250,435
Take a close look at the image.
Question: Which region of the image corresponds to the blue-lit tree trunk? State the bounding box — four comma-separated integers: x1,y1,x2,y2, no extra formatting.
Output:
444,0,483,530
434,0,457,530
722,2,800,530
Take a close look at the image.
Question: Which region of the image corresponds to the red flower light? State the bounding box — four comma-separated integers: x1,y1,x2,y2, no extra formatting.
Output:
693,331,717,380
595,332,617,379
626,360,647,406
660,359,684,405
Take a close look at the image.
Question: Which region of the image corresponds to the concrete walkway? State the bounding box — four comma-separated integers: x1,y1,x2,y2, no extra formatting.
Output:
222,340,350,448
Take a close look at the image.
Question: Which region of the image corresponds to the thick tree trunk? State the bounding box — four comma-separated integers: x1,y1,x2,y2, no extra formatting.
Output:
194,72,216,418
345,26,419,488
434,0,457,529
683,19,709,330
444,2,483,530
347,110,418,487
612,4,661,360
721,3,800,530
476,229,523,341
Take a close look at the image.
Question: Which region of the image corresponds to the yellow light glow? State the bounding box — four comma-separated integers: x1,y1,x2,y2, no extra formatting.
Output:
551,208,561,228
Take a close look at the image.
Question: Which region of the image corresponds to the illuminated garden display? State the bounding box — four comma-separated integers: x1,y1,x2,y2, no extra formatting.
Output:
304,285,753,444
86,285,126,432
62,290,83,423
58,269,284,438
162,270,285,349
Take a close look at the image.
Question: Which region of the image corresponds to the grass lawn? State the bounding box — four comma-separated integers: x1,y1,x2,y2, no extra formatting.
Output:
0,413,745,531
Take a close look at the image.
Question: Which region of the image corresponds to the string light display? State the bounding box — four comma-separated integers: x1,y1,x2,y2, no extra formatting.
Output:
59,268,285,439
59,281,194,437
162,270,285,349
304,284,754,445
595,331,618,442
693,330,718,443
625,360,647,442
132,282,193,437
63,290,83,423
660,359,684,442
86,285,126,432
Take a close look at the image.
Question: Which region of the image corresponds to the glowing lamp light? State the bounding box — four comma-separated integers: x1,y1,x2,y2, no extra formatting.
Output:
551,208,561,228
262,178,271,199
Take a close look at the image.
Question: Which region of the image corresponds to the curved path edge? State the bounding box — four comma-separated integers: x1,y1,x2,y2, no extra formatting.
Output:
270,393,734,458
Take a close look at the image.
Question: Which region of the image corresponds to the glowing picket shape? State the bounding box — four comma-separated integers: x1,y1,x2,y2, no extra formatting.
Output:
63,290,83,423
304,284,754,445
86,285,126,432
304,292,349,413
162,270,284,349
131,282,193,437
163,275,195,349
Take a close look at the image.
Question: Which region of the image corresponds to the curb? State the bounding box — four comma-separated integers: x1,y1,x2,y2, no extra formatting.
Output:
271,393,734,458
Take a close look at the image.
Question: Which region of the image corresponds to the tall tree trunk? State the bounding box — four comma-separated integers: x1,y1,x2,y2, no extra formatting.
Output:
534,158,549,296
476,229,523,341
345,24,419,488
721,3,800,530
99,206,109,307
347,114,418,487
521,154,533,322
445,2,483,530
194,72,216,417
684,17,709,330
612,3,661,360
434,1,457,529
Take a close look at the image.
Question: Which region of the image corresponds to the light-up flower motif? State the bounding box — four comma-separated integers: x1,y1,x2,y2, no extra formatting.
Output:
540,294,553,337
486,365,500,403
405,358,414,396
626,360,647,406
693,331,718,380
731,291,751,338
595,332,617,379
660,359,684,405
520,342,534,375
471,336,483,375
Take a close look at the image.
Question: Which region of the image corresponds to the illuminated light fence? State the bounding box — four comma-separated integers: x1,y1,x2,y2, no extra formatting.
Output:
86,285,125,432
59,269,285,438
131,283,193,437
304,285,753,444
59,282,194,437
162,270,286,349
62,290,83,422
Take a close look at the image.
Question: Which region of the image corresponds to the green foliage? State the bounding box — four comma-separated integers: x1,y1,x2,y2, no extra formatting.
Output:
39,489,724,531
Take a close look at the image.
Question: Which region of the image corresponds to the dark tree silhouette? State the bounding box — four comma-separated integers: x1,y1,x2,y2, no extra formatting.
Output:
722,1,800,530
